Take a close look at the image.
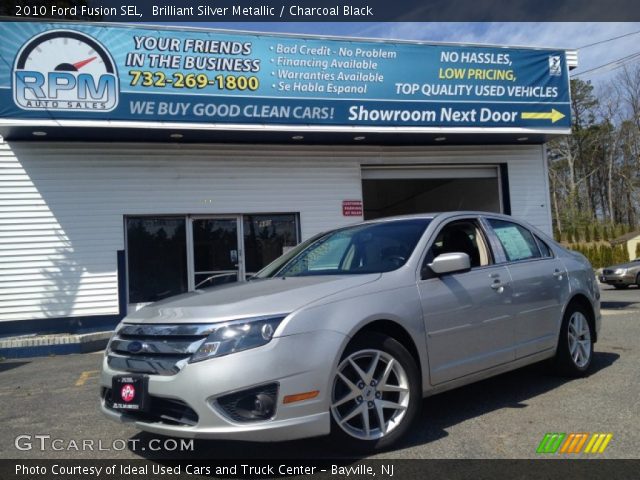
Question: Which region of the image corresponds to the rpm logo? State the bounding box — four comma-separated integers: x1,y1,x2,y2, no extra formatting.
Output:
120,384,136,403
13,30,119,112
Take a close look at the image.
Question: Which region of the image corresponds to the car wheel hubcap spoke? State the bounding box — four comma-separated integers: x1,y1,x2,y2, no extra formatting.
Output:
331,349,410,440
568,312,591,368
340,403,366,425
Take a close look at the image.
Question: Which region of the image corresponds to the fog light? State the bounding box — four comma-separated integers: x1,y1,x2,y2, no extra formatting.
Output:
216,383,278,422
253,393,275,417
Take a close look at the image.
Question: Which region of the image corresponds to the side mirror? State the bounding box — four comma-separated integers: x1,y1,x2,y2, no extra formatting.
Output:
428,252,471,275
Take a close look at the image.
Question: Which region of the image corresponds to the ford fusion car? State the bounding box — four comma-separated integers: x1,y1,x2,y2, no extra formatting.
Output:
101,212,601,450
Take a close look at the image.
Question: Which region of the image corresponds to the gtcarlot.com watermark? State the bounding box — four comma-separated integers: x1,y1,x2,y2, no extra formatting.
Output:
14,434,194,452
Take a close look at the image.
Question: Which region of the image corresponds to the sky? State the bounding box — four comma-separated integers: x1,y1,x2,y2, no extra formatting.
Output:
167,22,640,89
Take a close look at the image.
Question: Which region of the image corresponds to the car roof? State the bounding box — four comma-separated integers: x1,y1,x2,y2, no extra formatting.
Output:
359,211,518,224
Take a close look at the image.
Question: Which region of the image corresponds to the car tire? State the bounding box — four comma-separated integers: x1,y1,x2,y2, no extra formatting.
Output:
613,284,629,290
553,304,594,377
329,332,421,451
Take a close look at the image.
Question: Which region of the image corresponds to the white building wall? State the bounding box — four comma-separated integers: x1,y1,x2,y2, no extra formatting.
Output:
0,139,550,323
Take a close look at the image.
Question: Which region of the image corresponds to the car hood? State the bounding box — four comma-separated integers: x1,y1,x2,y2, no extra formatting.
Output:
123,274,381,324
605,261,640,270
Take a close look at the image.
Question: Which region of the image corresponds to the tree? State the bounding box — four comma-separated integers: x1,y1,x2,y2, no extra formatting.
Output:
547,70,640,231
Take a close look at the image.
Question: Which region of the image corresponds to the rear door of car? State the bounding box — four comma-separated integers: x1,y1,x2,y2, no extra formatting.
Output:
418,216,516,385
484,217,569,358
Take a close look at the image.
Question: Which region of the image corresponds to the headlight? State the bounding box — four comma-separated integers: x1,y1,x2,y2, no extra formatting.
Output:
105,322,124,356
190,315,286,363
614,268,627,275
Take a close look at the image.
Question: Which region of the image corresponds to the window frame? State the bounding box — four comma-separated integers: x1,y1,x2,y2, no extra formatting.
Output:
124,214,189,306
534,234,554,259
484,217,547,265
420,216,496,279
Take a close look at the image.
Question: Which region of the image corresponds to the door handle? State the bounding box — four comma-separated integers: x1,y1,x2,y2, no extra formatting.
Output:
553,269,564,279
490,279,507,293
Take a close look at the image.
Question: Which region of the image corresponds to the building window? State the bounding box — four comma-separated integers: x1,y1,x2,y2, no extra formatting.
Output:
243,214,299,275
192,217,240,289
126,217,188,303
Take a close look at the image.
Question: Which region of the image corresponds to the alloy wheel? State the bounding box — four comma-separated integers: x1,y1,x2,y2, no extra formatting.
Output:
567,311,591,368
331,349,410,440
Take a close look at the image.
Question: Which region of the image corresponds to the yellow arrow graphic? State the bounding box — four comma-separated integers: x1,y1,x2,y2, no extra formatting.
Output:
521,109,565,123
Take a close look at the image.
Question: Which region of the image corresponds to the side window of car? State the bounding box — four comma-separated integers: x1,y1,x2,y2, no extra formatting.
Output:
424,219,492,269
487,219,541,262
535,235,553,258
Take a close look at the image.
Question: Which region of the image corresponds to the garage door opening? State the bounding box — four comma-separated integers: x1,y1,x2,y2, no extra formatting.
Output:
362,166,504,220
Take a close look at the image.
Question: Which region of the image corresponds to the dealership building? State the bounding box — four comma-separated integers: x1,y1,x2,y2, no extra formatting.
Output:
0,22,575,337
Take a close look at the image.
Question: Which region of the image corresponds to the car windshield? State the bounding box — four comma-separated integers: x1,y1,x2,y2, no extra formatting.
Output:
255,219,430,278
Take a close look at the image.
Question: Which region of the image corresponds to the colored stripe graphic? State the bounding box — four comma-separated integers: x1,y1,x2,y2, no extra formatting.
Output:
537,433,566,453
560,433,589,453
584,433,613,453
538,433,613,454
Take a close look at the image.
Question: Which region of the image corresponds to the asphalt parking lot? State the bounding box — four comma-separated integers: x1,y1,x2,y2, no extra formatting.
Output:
0,285,638,460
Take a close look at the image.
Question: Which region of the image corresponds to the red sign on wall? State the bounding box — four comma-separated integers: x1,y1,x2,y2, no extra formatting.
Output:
342,200,363,217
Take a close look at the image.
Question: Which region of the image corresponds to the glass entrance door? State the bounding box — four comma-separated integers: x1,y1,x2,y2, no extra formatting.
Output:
191,217,241,289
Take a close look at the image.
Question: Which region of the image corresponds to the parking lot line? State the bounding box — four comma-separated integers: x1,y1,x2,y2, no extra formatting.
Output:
75,370,99,386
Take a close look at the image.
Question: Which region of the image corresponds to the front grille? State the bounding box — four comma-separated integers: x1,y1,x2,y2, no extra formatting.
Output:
103,388,199,426
107,324,215,376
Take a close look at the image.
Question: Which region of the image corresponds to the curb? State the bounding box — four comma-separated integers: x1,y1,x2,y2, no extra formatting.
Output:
0,331,112,359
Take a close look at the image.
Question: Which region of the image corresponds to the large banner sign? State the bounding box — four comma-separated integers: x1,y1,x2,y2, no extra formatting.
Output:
0,22,572,130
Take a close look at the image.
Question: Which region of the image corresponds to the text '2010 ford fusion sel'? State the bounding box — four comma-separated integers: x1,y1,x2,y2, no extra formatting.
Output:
101,212,601,450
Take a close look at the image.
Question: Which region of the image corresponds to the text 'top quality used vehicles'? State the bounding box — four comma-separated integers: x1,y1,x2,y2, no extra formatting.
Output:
101,212,601,450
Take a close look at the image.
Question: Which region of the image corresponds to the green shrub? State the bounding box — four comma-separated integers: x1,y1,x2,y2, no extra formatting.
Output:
569,242,612,268
601,244,612,266
571,226,578,243
614,224,623,238
590,245,601,268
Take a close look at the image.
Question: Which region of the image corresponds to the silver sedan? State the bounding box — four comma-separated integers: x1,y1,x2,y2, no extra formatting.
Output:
600,259,640,289
101,212,601,450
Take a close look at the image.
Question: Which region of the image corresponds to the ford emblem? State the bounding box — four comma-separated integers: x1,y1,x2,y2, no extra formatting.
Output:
127,341,143,353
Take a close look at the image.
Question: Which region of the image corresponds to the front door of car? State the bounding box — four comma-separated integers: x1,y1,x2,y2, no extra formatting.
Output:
418,218,516,385
486,218,570,358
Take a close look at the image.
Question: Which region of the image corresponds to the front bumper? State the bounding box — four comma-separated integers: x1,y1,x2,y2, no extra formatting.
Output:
100,330,346,441
599,273,636,286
